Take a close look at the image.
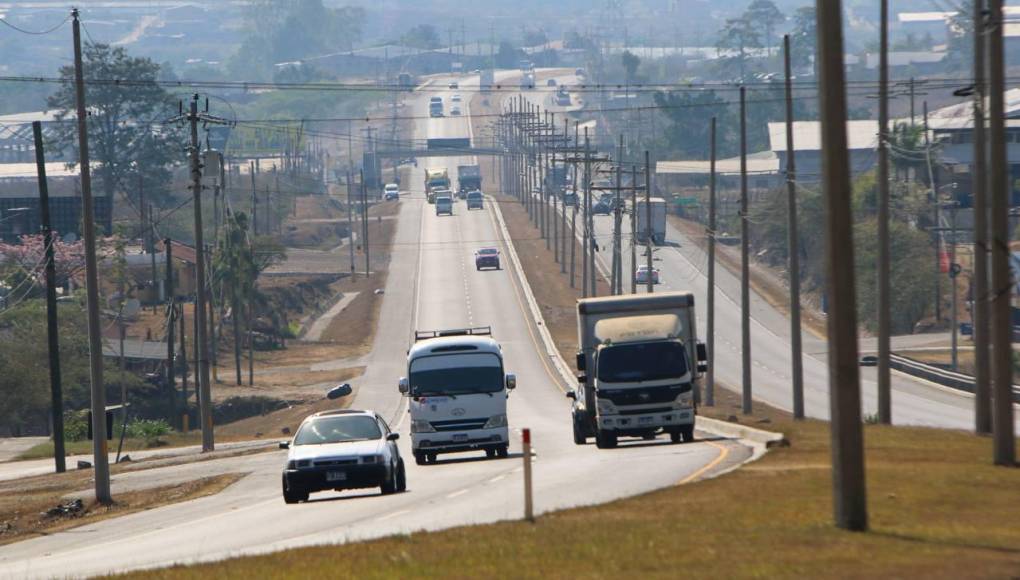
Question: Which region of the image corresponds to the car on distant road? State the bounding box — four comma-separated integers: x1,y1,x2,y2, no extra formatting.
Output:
466,190,484,210
436,195,453,215
451,94,462,102
280,409,406,503
591,200,611,215
475,247,500,270
547,78,557,86
635,265,660,285
448,81,459,89
384,183,400,201
562,192,577,206
450,105,462,116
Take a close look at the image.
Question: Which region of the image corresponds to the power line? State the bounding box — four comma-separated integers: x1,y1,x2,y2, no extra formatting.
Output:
0,13,71,35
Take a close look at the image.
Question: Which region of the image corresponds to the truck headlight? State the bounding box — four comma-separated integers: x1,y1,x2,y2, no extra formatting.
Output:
597,398,615,415
483,414,507,429
411,419,436,433
674,392,694,409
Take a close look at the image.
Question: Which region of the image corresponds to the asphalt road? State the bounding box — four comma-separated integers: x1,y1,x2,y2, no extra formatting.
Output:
0,73,750,579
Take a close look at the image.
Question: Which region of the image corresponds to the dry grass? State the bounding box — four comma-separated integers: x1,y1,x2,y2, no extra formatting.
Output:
118,394,1020,579
0,473,242,546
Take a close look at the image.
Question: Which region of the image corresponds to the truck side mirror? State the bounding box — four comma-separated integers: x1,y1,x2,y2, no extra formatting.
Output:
565,391,577,400
575,352,586,371
505,373,517,390
577,373,587,384
697,341,708,362
398,377,409,395
278,441,290,450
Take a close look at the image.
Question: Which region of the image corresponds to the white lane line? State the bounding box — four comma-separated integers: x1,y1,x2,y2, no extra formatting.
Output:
446,488,470,499
376,509,411,522
487,474,507,484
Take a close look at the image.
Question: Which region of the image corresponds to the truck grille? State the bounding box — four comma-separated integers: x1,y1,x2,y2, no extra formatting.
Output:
430,418,488,431
618,406,673,415
313,458,359,467
598,384,690,406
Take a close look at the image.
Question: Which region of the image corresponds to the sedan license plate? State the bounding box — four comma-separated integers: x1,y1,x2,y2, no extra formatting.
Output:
326,471,347,482
452,434,469,442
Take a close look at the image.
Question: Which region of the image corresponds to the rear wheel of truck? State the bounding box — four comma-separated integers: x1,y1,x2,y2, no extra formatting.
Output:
669,430,683,444
486,448,496,458
414,451,427,465
426,452,438,464
595,429,617,449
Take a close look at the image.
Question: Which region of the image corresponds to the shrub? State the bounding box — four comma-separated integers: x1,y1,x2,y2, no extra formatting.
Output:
126,418,172,447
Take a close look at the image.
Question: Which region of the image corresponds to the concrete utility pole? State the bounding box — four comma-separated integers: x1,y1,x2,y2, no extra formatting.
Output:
179,302,188,430
583,129,592,298
361,170,370,278
972,0,992,435
561,118,569,275
164,239,176,425
167,95,228,452
72,8,111,504
816,0,868,530
987,0,1016,466
739,86,752,415
34,121,65,473
783,37,804,419
876,2,892,425
706,116,717,407
644,151,653,294
630,164,638,294
613,135,624,295
347,172,356,281
949,201,959,372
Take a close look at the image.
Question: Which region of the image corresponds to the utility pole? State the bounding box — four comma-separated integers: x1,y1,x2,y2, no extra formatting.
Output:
582,128,591,298
347,172,356,281
644,151,653,294
630,164,638,294
877,3,892,425
972,0,992,435
561,118,569,275
783,38,804,419
164,239,176,427
361,169,370,277
179,303,188,430
168,94,227,453
739,86,752,415
250,161,258,237
817,0,868,530
925,101,942,324
987,0,1016,467
613,135,624,295
949,201,958,371
34,121,65,473
706,117,717,407
72,8,111,504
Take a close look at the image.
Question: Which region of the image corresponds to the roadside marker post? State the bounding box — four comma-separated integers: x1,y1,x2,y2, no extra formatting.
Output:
522,428,534,522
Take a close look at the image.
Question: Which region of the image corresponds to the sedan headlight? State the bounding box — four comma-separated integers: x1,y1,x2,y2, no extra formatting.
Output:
286,459,311,469
286,460,297,469
411,419,436,433
360,455,383,464
483,414,508,429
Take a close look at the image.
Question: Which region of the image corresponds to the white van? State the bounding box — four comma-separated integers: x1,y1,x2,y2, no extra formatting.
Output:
399,327,515,464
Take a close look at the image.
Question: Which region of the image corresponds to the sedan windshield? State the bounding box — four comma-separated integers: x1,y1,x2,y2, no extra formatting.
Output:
410,352,503,396
597,342,688,383
294,415,381,445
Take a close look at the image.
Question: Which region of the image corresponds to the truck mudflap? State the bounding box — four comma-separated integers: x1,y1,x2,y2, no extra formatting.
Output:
598,408,694,433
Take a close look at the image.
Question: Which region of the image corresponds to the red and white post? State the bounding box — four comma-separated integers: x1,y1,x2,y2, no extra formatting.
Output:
522,428,534,522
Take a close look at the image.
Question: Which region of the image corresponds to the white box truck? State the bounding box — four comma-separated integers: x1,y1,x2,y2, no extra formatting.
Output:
399,327,516,464
569,292,708,448
635,197,667,245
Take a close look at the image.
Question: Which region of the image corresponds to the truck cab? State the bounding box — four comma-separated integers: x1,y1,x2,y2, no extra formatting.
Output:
570,293,708,449
400,327,515,464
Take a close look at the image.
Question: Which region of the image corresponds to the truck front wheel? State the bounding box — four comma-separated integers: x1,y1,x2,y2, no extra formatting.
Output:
595,429,617,449
681,425,695,443
571,413,586,445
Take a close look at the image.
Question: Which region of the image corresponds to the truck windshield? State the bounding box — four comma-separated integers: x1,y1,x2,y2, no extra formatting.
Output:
597,342,688,383
410,352,503,396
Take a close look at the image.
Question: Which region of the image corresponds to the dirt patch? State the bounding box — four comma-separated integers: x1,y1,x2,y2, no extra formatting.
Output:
216,392,354,441
0,472,242,546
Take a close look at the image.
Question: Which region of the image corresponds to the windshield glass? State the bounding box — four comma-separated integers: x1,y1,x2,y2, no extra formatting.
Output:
410,352,503,396
294,415,381,445
478,248,497,255
597,341,688,383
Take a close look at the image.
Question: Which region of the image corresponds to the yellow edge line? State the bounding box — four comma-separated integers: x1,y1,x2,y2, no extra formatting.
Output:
678,440,730,485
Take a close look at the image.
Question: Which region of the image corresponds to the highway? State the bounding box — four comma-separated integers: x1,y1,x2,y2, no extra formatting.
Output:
0,73,751,579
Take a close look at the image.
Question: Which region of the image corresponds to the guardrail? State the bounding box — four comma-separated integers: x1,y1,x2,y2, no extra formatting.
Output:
890,354,1020,403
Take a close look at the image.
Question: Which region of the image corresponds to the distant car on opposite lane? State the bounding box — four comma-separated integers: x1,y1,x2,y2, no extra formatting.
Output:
448,81,459,89
436,195,453,215
384,183,400,201
475,247,500,270
281,409,406,503
451,94,462,102
450,105,462,116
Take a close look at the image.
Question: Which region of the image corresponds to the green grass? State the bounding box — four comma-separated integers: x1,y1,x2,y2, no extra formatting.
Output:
116,392,1020,579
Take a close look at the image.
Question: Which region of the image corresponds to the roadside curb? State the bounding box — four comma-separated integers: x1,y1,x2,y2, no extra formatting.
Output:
696,416,787,449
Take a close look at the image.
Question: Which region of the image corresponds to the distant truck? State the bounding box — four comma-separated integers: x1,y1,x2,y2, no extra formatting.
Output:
635,197,667,245
429,96,444,117
425,168,450,203
569,292,708,449
398,72,415,90
480,68,495,92
457,164,482,193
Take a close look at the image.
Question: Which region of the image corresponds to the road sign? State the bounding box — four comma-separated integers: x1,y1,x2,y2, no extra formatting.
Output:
948,263,962,278
675,196,699,206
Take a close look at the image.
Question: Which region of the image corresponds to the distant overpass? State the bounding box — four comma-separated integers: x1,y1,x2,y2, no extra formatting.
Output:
375,146,502,158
